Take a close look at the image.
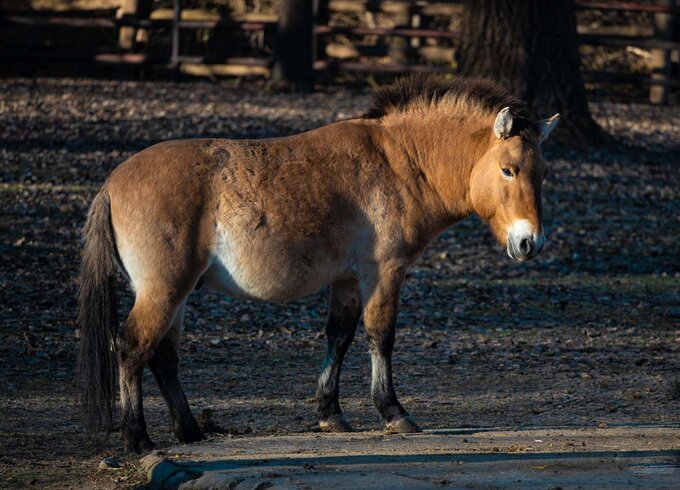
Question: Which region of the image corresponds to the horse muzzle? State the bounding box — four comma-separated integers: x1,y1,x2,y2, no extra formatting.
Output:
506,221,545,262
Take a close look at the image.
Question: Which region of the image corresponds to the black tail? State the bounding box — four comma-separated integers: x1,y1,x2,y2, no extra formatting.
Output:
76,190,118,436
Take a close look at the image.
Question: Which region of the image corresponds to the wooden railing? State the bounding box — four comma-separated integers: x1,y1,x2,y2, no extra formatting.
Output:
316,0,680,103
0,6,277,77
0,0,677,103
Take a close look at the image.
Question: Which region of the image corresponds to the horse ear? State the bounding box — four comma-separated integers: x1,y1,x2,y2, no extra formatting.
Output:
493,107,513,139
538,113,560,143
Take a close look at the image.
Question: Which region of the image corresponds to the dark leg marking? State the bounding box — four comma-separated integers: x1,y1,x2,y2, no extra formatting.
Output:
316,278,361,432
117,326,155,454
368,327,419,433
149,337,203,444
362,275,420,433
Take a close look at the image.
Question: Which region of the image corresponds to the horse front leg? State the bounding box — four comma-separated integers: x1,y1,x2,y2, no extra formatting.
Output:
362,267,420,433
316,278,362,432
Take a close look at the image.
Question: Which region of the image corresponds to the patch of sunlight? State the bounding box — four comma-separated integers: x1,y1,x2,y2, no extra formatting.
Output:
0,182,99,193
475,274,679,292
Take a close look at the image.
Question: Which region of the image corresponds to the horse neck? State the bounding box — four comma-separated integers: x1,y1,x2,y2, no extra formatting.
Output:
376,110,493,224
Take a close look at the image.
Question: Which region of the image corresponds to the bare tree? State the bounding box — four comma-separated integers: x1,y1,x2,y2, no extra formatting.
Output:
456,0,608,145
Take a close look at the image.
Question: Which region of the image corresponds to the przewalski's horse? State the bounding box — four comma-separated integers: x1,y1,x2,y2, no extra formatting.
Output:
77,75,559,453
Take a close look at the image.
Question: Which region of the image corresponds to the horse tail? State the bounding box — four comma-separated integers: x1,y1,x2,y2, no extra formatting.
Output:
76,189,119,437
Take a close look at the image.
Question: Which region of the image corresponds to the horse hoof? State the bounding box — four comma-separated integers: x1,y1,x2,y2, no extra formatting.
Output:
385,416,421,434
124,435,156,455
176,428,204,444
319,414,353,433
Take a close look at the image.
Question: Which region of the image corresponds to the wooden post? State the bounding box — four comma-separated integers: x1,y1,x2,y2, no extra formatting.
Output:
272,0,314,90
171,0,181,69
118,0,151,77
134,0,153,48
313,0,330,77
388,2,409,65
410,12,421,50
650,0,676,104
118,0,139,51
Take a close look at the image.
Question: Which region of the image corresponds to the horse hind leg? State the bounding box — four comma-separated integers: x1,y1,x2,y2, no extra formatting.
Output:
148,301,203,444
117,290,185,453
316,278,361,432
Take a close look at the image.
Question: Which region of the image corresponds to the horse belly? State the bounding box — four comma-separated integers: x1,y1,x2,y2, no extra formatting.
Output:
201,234,351,302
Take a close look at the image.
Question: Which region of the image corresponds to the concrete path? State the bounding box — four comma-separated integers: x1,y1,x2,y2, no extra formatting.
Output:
141,426,680,489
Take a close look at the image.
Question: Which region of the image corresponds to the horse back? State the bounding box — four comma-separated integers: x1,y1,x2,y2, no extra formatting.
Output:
103,124,387,301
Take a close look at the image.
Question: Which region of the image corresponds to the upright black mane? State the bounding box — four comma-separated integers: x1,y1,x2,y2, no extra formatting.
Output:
364,74,537,138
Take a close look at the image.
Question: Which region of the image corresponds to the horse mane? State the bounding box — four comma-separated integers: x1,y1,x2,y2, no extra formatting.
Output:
364,74,538,139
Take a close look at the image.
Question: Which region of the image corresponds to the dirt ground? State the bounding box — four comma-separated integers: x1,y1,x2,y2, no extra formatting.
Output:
140,427,680,489
0,78,679,489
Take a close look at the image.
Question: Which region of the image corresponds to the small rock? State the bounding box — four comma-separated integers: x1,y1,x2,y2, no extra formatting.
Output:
98,456,121,471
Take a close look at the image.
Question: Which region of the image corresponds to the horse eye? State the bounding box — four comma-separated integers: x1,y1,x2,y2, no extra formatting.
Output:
501,168,513,178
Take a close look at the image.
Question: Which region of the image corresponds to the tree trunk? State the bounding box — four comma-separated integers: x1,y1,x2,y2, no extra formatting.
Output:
456,0,608,146
272,0,314,91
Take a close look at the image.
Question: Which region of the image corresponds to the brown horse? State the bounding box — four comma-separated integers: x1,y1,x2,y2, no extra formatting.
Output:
77,75,559,453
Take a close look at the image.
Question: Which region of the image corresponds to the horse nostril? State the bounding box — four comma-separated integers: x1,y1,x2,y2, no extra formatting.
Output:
519,238,533,256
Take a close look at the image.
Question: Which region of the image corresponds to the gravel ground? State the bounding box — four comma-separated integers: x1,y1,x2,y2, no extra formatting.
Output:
1,78,679,489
